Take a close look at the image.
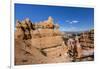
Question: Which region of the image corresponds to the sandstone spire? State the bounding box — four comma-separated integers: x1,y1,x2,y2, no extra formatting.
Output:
25,18,30,23
16,20,21,29
47,16,53,24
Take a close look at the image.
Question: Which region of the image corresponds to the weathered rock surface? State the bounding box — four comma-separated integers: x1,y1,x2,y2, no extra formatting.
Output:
15,17,94,65
15,17,70,65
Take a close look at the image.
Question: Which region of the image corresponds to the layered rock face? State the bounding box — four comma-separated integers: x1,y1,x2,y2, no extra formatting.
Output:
15,17,70,65
79,29,94,48
79,29,94,59
15,17,94,65
61,29,94,61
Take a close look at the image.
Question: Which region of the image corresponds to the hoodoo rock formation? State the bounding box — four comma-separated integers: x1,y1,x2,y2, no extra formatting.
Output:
15,16,94,65
15,17,70,65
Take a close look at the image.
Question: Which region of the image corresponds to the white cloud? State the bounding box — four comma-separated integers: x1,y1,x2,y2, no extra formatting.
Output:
65,20,79,24
69,20,79,24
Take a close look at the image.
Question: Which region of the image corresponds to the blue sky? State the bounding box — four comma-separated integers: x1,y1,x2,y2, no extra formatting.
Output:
15,3,94,32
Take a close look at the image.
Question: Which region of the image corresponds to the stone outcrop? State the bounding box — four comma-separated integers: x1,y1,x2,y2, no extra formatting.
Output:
15,16,94,65
79,29,94,48
15,17,70,65
78,29,94,60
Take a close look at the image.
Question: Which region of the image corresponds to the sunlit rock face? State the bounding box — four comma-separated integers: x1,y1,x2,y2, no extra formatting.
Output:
15,17,94,65
15,17,70,65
